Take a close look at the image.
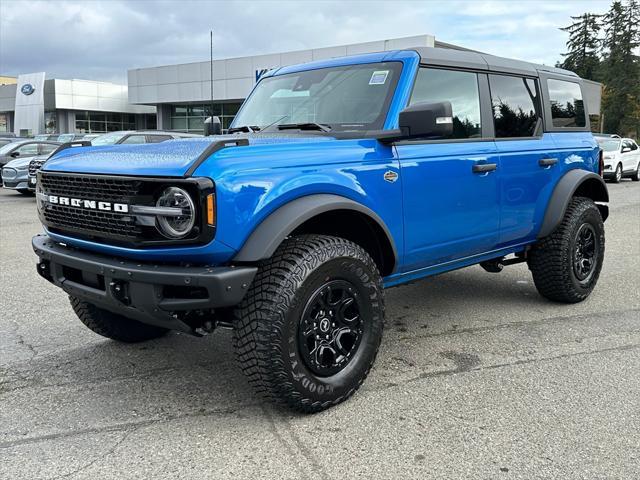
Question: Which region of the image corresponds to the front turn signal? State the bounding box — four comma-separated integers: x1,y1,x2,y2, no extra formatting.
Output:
207,193,216,226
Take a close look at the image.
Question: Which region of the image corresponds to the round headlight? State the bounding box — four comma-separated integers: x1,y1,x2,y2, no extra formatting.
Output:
155,187,196,239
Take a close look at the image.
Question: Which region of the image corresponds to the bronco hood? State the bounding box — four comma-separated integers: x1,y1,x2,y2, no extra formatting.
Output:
42,134,336,177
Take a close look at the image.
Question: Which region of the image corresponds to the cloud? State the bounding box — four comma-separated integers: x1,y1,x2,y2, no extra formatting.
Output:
0,0,613,83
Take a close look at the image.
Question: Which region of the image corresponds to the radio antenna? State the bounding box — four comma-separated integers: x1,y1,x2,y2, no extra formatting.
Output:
210,30,214,121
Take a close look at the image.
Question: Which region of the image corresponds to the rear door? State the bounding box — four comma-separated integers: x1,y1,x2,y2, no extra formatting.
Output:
489,74,560,246
396,67,501,271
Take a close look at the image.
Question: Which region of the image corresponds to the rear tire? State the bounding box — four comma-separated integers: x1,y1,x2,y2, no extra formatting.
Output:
70,296,169,342
632,162,640,182
528,197,604,303
233,235,384,413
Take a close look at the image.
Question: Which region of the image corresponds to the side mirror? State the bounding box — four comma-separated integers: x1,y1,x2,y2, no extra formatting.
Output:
398,101,453,140
10,151,20,158
621,146,631,153
204,116,222,136
378,101,453,143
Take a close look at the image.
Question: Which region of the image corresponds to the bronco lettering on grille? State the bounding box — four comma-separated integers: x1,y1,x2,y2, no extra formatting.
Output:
47,195,129,213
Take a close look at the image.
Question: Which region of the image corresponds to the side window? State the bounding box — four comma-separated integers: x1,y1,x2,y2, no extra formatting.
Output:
547,79,586,128
16,143,40,156
489,74,541,138
146,135,173,143
39,144,58,155
631,141,638,151
410,68,482,139
120,135,146,144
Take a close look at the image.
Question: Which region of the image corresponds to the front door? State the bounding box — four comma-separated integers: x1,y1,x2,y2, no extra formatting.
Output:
396,67,500,271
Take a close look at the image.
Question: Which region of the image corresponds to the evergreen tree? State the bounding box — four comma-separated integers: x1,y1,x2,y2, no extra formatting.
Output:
559,13,602,80
600,0,640,135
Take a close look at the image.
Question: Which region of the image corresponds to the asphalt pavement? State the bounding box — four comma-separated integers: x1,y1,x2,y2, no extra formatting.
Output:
1,181,639,480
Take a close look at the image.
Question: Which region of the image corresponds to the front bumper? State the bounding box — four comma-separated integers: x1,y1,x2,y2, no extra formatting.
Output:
32,234,257,333
1,167,28,189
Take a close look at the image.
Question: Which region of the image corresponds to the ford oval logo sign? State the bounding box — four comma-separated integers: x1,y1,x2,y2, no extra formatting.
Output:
21,83,35,95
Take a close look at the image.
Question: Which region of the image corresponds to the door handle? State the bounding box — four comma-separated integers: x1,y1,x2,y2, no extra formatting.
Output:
539,158,558,167
472,163,497,174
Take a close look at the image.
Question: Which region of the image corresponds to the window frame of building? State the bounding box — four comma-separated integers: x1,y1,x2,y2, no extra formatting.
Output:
488,74,542,139
169,102,242,133
44,111,57,134
75,111,138,134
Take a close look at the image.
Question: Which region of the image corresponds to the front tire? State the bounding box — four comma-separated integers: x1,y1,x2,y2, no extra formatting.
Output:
612,163,622,183
233,235,384,413
70,297,169,342
632,162,640,182
528,197,604,303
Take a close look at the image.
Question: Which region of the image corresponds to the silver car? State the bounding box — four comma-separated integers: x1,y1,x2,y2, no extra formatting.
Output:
1,141,60,194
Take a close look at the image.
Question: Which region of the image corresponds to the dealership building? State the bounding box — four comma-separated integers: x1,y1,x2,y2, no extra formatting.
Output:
0,34,602,136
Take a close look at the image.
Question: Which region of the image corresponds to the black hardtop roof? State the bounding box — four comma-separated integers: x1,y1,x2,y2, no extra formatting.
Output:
412,47,579,79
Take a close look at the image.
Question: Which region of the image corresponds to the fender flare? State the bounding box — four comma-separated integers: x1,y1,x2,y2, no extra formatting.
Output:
233,194,398,265
538,170,609,239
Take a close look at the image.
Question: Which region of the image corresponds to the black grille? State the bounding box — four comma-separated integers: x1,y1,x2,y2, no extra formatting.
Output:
40,174,142,203
28,159,46,176
40,172,144,243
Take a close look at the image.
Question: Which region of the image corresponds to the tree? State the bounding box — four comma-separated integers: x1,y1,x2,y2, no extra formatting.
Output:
559,13,602,80
600,0,640,135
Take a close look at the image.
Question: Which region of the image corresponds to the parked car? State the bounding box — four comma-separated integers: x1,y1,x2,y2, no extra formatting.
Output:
33,47,608,412
0,139,60,169
0,132,16,138
597,136,640,182
2,141,60,194
89,130,200,146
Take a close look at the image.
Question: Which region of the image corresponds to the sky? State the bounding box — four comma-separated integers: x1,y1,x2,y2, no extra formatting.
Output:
0,0,615,84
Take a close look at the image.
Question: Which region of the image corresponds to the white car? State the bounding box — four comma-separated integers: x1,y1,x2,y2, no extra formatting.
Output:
597,137,640,182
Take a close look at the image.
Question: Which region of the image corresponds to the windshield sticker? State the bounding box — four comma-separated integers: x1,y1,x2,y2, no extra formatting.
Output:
369,70,389,85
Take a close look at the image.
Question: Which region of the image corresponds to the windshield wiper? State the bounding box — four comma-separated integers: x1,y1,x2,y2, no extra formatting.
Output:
276,122,332,132
228,125,261,134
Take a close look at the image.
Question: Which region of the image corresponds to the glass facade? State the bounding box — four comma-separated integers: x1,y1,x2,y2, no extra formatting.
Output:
170,102,241,132
45,111,57,133
75,111,137,133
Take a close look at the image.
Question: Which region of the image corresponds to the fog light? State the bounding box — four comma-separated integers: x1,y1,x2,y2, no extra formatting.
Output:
156,187,196,239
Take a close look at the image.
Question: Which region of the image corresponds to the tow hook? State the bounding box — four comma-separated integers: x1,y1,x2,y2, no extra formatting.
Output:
110,281,131,305
37,261,52,282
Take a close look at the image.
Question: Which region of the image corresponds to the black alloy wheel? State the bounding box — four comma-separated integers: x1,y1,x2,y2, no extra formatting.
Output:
298,280,364,377
572,223,599,284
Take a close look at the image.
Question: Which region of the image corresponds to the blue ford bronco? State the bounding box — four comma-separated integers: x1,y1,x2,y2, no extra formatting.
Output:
33,47,608,412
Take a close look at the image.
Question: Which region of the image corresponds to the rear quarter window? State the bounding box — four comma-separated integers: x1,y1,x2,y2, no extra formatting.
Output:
547,79,586,128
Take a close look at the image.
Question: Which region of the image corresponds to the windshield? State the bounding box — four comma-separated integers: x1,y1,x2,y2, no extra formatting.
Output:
232,62,402,132
57,134,75,143
90,132,128,146
597,138,621,152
